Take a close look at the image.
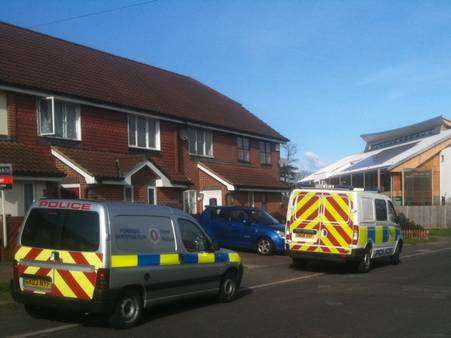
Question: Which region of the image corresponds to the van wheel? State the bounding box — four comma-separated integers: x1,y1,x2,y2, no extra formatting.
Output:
218,271,239,303
391,241,402,265
292,258,308,270
109,289,143,329
356,246,372,273
256,238,274,256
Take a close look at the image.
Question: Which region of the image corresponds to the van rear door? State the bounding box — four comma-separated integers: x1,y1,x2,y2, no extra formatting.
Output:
16,202,103,300
319,192,354,254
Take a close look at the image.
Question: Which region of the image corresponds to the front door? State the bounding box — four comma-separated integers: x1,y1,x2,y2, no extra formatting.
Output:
201,190,222,211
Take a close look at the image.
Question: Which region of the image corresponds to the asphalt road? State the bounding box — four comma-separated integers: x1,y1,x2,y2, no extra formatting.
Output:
1,239,451,338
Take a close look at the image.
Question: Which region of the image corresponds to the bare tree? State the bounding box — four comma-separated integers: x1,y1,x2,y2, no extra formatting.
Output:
280,142,300,185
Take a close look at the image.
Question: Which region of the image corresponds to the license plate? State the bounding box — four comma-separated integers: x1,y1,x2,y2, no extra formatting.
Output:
297,233,315,239
23,277,52,291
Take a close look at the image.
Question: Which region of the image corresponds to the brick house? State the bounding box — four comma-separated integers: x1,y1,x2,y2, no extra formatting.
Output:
0,22,289,227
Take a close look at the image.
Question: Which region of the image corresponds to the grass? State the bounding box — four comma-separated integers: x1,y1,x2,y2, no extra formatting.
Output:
429,228,451,237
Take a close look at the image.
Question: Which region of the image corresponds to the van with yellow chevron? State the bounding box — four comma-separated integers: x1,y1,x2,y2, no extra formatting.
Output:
11,200,243,328
285,187,402,273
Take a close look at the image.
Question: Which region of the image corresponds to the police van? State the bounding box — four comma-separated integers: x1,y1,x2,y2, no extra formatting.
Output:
285,187,402,272
11,200,243,328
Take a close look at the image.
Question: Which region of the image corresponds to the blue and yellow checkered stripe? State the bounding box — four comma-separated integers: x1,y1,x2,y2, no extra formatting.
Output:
111,252,241,268
357,225,401,247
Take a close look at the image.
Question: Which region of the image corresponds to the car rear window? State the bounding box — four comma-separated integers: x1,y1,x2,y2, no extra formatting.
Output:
21,208,100,252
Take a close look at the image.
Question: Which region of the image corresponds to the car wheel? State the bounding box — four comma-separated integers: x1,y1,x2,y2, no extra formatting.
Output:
356,246,372,273
391,241,402,265
109,289,143,329
256,238,274,256
218,271,239,303
292,258,308,270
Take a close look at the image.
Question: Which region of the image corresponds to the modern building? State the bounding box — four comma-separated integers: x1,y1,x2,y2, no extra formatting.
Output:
0,22,289,222
302,116,451,206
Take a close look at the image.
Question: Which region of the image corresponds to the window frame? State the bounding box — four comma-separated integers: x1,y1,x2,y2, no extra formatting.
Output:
123,186,134,203
237,136,250,162
187,127,213,157
37,97,81,140
147,186,157,205
127,114,161,151
259,141,272,165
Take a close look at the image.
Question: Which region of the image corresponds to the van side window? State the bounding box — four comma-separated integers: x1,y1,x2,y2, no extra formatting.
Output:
375,199,388,221
387,201,397,223
113,216,176,253
178,218,210,252
361,197,374,222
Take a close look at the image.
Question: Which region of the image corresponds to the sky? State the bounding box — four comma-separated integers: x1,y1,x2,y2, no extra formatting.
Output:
2,0,451,171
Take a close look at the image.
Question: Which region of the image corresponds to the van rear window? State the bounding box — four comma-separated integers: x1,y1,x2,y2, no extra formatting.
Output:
21,208,100,252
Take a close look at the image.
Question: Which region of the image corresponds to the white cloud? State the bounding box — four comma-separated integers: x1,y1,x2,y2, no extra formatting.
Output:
303,151,325,171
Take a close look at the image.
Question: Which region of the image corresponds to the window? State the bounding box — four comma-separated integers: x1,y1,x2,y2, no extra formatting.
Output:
230,209,250,223
0,91,7,135
259,141,271,164
21,209,100,251
113,215,175,253
148,186,157,205
211,208,230,220
38,97,80,140
387,201,397,223
361,197,374,222
178,218,210,252
183,190,197,214
124,186,134,202
24,183,34,212
187,127,213,157
128,115,160,150
237,137,250,162
375,199,388,221
248,191,255,207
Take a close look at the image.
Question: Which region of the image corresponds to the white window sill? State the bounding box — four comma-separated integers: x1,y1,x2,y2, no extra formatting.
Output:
38,135,81,141
189,153,214,159
129,145,161,151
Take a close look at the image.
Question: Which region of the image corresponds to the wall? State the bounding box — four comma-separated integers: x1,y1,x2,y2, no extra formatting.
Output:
396,205,451,228
440,146,451,203
2,181,46,217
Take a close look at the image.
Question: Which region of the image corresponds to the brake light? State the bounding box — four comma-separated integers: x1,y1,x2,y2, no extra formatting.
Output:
352,228,359,245
286,233,292,241
12,260,18,281
96,268,110,290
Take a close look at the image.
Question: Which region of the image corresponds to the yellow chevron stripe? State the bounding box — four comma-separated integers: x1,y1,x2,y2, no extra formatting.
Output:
53,270,77,298
82,252,103,269
323,224,349,248
23,250,53,275
331,193,351,218
324,199,347,224
15,246,32,261
303,218,320,230
294,192,316,214
70,270,95,298
320,237,340,254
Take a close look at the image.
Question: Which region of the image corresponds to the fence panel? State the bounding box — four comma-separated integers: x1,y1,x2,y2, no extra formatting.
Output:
396,205,451,228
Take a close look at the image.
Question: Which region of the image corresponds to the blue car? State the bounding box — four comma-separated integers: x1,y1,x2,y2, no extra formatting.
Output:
198,206,285,255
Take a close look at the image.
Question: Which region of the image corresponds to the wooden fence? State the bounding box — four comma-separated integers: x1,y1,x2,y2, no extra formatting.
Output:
396,205,451,229
401,229,429,240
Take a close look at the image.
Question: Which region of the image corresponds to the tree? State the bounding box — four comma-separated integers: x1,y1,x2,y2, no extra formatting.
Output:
280,142,300,185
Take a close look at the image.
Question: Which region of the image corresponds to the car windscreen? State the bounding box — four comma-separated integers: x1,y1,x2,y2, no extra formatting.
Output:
21,208,100,252
247,209,279,226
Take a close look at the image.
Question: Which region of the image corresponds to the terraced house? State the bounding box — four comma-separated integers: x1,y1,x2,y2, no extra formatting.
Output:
0,22,289,227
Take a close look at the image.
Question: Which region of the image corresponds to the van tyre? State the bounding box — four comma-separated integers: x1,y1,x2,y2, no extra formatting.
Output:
24,304,52,319
292,258,308,270
356,246,372,273
256,238,274,256
391,241,402,265
218,271,239,303
109,289,143,329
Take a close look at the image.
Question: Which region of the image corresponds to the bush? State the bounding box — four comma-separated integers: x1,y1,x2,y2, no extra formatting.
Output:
397,213,424,230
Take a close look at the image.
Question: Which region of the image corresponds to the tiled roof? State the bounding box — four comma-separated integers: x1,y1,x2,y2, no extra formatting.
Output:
0,141,63,177
200,162,289,190
53,147,189,184
0,22,287,142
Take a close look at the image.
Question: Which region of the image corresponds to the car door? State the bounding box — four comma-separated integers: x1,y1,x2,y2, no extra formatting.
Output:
208,208,231,247
374,198,391,256
176,218,223,292
228,209,252,248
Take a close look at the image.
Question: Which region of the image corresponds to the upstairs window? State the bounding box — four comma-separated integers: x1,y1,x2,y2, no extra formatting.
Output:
187,127,213,157
128,115,160,150
259,141,271,165
237,137,250,162
38,97,80,140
